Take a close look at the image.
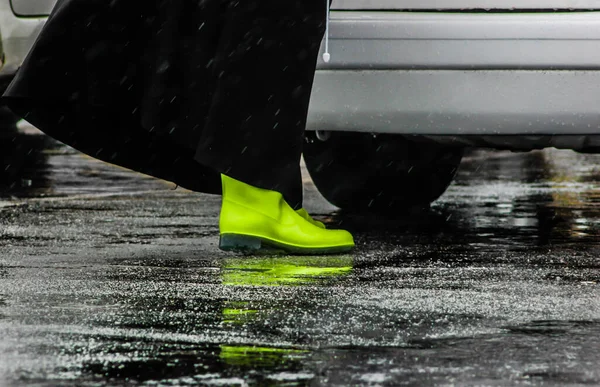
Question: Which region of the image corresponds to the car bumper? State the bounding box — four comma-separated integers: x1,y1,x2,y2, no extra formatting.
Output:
307,11,600,138
308,69,600,136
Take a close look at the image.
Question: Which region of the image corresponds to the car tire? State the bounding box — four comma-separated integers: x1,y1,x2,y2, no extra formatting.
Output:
303,132,464,213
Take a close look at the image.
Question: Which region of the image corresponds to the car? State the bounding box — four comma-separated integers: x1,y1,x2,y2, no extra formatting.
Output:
304,0,600,213
0,0,53,126
0,0,54,193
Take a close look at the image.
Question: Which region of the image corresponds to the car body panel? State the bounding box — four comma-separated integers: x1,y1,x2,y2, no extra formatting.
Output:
308,70,600,136
317,12,600,70
332,0,600,10
306,10,600,146
0,0,46,77
10,0,56,16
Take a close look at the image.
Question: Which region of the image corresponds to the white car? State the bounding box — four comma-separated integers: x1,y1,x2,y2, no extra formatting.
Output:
0,0,51,123
305,0,600,212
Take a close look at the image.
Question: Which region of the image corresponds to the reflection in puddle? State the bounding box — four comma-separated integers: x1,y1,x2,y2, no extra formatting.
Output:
216,255,353,380
219,345,308,367
541,151,600,242
220,255,353,327
222,302,259,325
0,296,5,320
0,266,7,320
222,255,353,286
428,149,600,249
218,345,314,385
503,319,600,336
62,256,354,385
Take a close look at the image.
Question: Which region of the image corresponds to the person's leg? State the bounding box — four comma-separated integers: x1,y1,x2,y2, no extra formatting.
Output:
195,0,353,254
194,0,326,210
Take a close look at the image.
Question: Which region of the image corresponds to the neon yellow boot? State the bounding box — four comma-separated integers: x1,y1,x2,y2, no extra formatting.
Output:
219,175,354,254
296,208,326,229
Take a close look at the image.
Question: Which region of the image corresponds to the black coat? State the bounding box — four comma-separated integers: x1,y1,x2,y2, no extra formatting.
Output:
3,0,327,207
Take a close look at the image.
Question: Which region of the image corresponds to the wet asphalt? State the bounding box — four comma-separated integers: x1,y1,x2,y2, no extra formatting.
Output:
1,125,600,386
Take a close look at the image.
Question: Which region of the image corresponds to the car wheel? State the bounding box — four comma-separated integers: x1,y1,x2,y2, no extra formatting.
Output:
303,132,464,213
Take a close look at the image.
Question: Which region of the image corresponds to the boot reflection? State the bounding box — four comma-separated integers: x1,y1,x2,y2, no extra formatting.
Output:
219,345,308,368
218,255,353,371
221,255,353,287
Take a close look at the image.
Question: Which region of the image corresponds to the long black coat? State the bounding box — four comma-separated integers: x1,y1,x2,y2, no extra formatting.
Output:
3,0,327,207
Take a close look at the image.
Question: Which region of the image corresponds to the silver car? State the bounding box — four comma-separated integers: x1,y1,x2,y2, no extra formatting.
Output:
0,0,51,123
305,0,600,212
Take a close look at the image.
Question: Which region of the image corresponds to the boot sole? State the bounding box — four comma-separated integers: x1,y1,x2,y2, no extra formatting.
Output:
219,233,354,255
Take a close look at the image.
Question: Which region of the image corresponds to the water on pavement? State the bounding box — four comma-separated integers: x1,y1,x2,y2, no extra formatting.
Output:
1,130,600,386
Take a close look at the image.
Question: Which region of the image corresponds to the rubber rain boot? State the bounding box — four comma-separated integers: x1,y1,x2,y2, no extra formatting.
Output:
296,208,326,229
219,174,354,254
